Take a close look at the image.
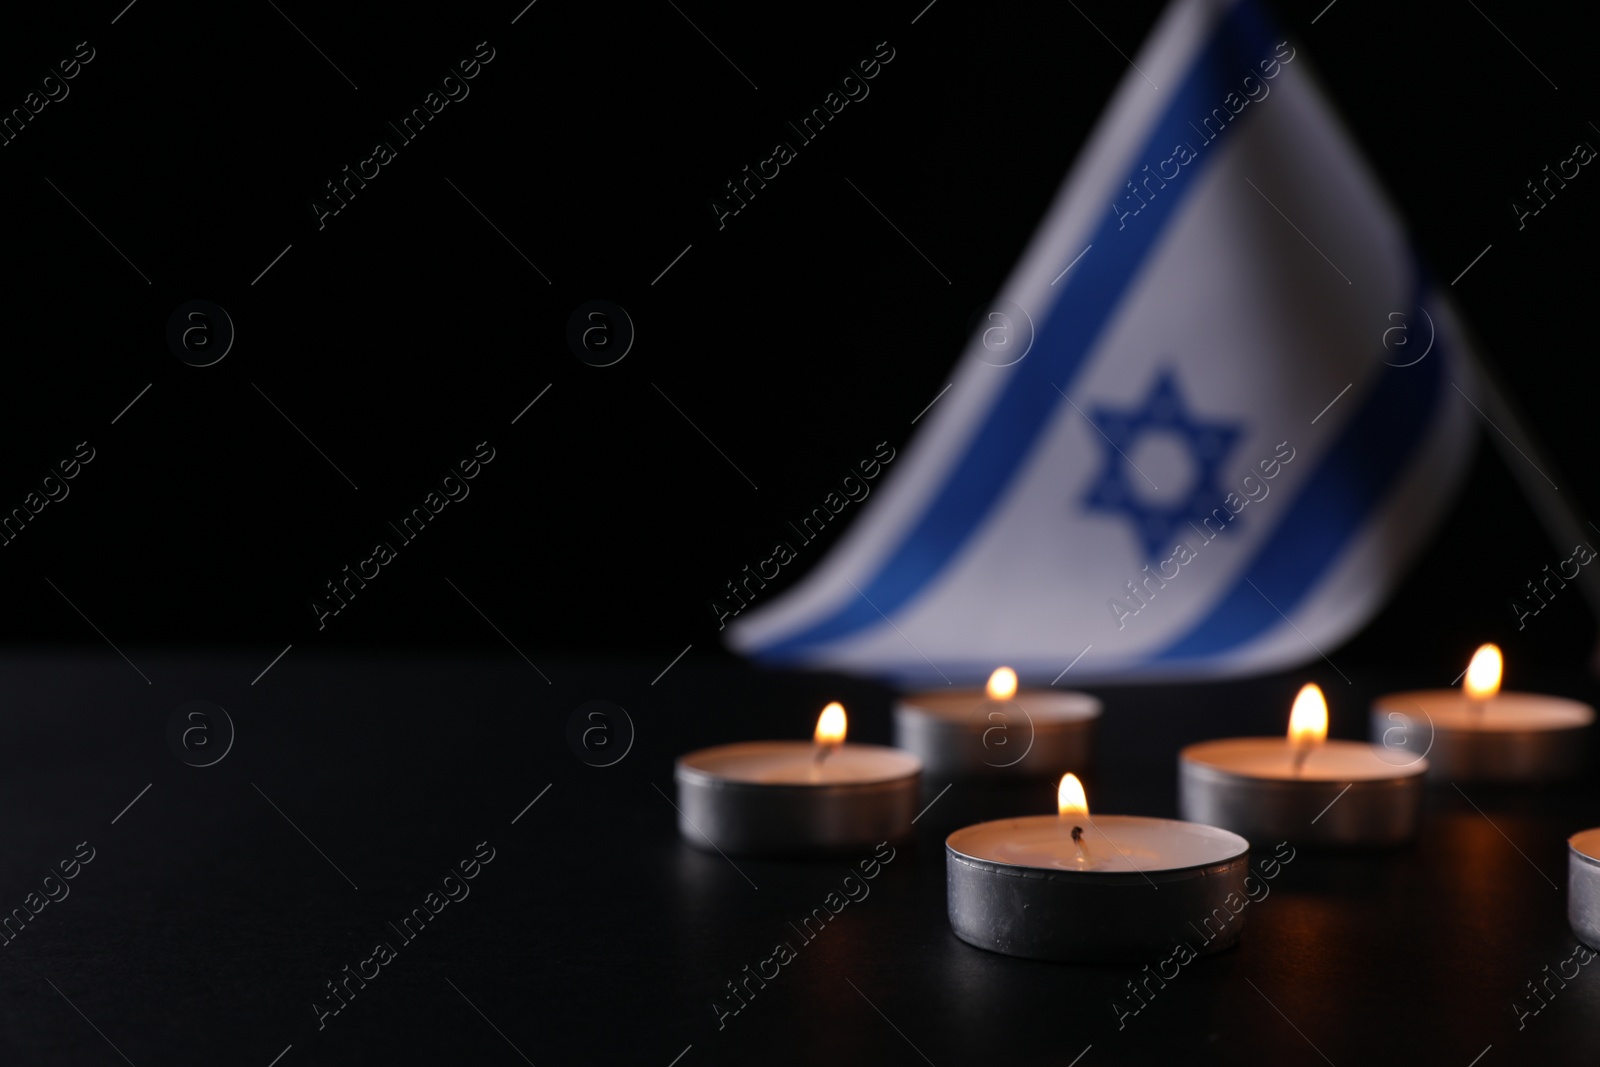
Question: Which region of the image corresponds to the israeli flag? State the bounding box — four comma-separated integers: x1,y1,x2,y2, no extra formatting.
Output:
728,0,1477,685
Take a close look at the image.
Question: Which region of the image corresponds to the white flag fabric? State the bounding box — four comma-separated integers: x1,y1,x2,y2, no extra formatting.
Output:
727,0,1476,685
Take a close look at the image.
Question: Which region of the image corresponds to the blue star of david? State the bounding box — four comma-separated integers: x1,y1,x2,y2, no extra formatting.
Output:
1079,369,1244,560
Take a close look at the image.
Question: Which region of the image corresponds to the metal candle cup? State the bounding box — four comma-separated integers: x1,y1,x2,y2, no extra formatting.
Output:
674,741,921,857
1178,738,1427,846
894,687,1099,777
1370,691,1593,783
1569,829,1600,950
945,814,1250,963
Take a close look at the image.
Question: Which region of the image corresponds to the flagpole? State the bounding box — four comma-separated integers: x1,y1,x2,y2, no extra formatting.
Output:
1455,333,1600,670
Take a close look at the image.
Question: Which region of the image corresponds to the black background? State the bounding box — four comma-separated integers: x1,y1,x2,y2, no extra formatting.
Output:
0,0,1597,671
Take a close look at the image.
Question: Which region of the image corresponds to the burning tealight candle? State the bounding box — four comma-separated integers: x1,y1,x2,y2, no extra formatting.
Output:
945,773,1249,962
1180,684,1426,846
894,667,1100,777
674,703,921,857
1371,644,1595,782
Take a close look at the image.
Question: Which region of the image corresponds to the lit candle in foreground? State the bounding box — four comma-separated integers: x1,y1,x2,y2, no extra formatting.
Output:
945,773,1249,962
894,666,1100,777
1180,684,1427,846
1371,644,1594,782
674,703,921,857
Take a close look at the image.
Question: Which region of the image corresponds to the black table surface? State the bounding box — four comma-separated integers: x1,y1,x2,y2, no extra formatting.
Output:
4,649,1599,1066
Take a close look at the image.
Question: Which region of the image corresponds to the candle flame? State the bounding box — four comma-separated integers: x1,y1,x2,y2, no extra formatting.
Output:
1287,683,1328,747
1464,644,1503,700
986,666,1018,702
814,702,847,745
1057,772,1089,818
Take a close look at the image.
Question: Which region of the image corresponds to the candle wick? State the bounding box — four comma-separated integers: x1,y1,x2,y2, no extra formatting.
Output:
1291,745,1310,777
814,743,835,765
1071,824,1088,861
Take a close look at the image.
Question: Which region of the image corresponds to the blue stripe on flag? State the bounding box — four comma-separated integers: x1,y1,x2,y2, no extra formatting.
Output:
753,0,1279,659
